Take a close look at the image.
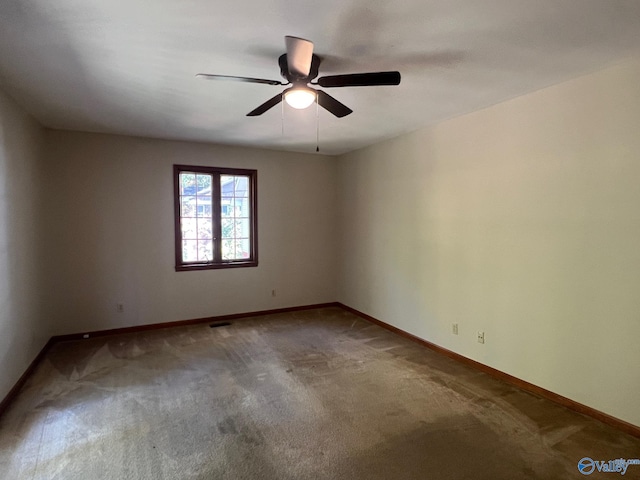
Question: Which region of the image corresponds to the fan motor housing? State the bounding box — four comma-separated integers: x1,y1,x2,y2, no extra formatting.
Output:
279,54,321,83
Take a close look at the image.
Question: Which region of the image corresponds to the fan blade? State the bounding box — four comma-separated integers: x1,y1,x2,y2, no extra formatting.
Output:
317,71,401,88
196,74,284,86
317,91,352,118
247,93,283,116
285,36,314,77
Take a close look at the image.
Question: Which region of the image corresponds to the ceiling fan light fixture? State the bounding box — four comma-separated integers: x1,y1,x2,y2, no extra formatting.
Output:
284,88,316,109
199,36,400,118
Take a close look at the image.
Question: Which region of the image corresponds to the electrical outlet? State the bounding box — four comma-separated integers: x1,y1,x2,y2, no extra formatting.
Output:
117,303,124,313
452,323,459,335
477,331,485,344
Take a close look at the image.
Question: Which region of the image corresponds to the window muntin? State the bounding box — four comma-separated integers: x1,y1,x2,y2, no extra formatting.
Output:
174,165,257,270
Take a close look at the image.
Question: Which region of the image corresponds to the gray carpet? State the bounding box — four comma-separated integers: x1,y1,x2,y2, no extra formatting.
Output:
0,307,638,479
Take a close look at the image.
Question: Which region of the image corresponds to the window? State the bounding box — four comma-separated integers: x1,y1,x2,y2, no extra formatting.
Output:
174,165,257,271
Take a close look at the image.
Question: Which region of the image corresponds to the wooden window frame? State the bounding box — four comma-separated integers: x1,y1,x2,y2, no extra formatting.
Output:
174,164,258,271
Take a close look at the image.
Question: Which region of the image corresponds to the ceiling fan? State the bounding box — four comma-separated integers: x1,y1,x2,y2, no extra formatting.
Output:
196,36,401,118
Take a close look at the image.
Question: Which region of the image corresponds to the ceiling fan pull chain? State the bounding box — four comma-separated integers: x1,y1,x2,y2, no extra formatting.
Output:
281,97,285,136
316,96,320,153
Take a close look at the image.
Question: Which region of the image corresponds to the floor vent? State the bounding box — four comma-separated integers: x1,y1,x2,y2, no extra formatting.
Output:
210,322,232,328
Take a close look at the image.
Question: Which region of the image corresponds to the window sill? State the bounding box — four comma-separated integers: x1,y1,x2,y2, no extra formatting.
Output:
175,260,258,272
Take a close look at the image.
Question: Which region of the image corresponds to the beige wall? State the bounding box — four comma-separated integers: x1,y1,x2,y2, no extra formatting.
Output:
337,58,640,427
42,131,338,334
0,91,48,400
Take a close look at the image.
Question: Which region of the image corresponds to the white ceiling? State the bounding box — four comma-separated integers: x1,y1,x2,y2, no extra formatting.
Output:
1,1,639,155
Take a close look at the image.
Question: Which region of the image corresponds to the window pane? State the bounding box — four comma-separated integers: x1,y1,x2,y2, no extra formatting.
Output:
234,176,249,197
221,199,234,217
221,175,234,197
236,198,250,217
221,218,234,239
196,196,212,217
180,196,196,217
182,240,198,262
197,218,213,239
235,219,250,238
236,239,250,259
222,239,234,260
181,218,197,239
198,240,213,262
196,174,211,193
180,173,196,195
220,175,251,260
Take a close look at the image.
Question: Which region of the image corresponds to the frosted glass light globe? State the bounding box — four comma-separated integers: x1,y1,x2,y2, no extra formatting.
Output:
284,88,316,109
